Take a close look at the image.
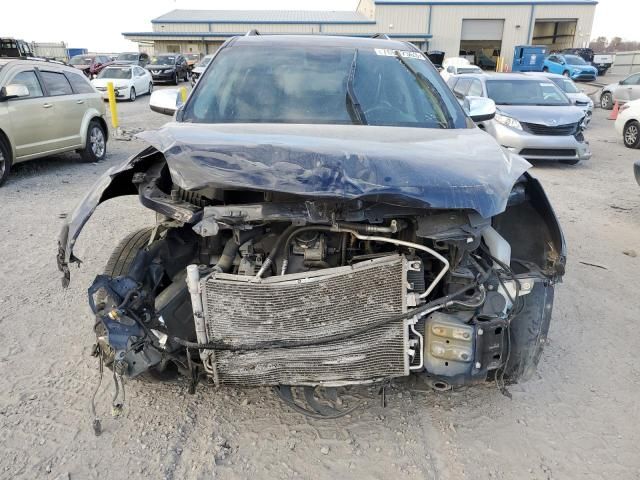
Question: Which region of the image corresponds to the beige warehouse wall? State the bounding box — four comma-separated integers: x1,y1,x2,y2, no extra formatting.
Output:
375,5,430,33
429,5,531,67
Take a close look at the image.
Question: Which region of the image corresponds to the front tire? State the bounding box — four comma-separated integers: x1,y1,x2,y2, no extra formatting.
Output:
562,70,571,78
173,72,179,85
129,87,136,102
623,121,640,149
0,137,12,187
148,82,153,95
80,120,106,163
600,92,613,110
542,66,549,72
99,228,180,383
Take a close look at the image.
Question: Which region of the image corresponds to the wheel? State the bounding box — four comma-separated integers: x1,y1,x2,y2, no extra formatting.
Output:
542,66,549,72
0,137,12,187
79,120,106,163
183,70,189,82
600,92,613,110
623,120,640,149
562,70,570,77
129,87,136,102
98,227,180,383
148,82,153,95
173,72,179,85
560,159,580,165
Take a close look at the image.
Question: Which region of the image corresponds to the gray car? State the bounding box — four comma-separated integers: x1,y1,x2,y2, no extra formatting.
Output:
449,73,591,165
526,72,593,127
600,72,640,110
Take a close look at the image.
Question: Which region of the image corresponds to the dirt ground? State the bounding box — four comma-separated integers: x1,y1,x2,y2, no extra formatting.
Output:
0,86,638,480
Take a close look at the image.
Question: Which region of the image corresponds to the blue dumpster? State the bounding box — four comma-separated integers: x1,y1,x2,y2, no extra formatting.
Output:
512,45,547,72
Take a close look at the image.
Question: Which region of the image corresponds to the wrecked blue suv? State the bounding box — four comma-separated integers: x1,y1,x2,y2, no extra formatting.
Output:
58,35,565,418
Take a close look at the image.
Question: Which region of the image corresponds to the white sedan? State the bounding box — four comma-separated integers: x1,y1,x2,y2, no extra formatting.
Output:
615,98,640,149
440,57,483,82
91,65,153,102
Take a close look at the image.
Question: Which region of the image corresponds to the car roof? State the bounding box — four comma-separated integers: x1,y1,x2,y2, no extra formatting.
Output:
457,72,558,82
524,71,565,79
230,34,414,51
0,58,80,73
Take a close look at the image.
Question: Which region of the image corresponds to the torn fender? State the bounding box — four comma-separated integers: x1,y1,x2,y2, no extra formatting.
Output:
57,148,159,287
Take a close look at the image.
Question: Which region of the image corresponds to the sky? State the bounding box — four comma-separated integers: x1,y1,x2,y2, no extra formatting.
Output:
0,0,636,52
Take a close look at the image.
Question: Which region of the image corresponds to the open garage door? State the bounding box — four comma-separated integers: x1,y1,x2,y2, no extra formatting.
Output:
532,20,577,52
460,19,504,71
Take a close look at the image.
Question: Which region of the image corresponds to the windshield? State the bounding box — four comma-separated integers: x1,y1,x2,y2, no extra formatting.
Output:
196,56,213,68
150,55,175,65
184,45,466,129
98,67,132,79
117,53,138,61
549,76,580,94
486,79,570,106
564,55,586,65
70,56,92,66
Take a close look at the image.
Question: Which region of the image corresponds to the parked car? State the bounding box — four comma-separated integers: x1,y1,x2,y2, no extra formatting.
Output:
190,54,214,86
527,72,594,126
58,35,566,418
69,54,113,78
146,54,189,84
449,73,590,164
614,98,640,149
560,48,613,76
115,52,150,67
91,65,153,102
440,57,482,82
184,53,202,70
600,72,640,110
0,58,107,185
542,54,597,81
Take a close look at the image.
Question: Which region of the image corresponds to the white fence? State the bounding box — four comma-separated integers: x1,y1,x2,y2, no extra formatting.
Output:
610,51,640,75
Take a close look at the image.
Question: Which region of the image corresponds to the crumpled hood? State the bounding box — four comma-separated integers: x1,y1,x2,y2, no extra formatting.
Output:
138,123,530,218
498,105,586,125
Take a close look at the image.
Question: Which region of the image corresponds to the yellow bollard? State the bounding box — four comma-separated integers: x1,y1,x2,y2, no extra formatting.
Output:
179,86,188,104
106,82,118,129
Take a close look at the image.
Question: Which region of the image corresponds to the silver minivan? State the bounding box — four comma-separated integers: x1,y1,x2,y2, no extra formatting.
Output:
0,59,108,185
449,73,591,165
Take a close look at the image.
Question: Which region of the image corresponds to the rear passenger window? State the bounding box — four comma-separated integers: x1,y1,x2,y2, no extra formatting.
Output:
66,72,95,94
453,78,472,98
10,70,43,98
468,79,483,97
40,71,73,96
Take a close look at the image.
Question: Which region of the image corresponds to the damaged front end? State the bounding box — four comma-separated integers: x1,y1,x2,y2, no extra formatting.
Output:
58,124,565,417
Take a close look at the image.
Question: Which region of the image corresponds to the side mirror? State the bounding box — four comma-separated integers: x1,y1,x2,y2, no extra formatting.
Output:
447,66,455,73
0,84,30,101
464,96,496,122
149,88,182,116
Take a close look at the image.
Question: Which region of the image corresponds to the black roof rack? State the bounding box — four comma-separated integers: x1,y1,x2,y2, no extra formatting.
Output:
371,33,390,40
245,29,260,36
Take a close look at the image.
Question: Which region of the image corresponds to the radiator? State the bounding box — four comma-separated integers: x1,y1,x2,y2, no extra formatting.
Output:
200,255,411,386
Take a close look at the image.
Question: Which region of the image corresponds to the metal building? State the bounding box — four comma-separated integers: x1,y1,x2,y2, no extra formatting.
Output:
122,0,597,69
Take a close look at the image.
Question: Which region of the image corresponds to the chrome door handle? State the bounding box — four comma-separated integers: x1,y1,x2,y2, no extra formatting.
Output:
76,100,84,104
42,103,53,108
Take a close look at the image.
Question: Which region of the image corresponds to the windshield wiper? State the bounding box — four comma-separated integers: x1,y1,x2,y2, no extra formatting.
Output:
394,51,452,128
345,50,367,125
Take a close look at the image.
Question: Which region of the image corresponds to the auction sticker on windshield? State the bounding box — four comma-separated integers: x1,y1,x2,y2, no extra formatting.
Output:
374,49,424,59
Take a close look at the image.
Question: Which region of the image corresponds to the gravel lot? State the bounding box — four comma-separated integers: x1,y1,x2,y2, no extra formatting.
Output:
0,84,638,480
